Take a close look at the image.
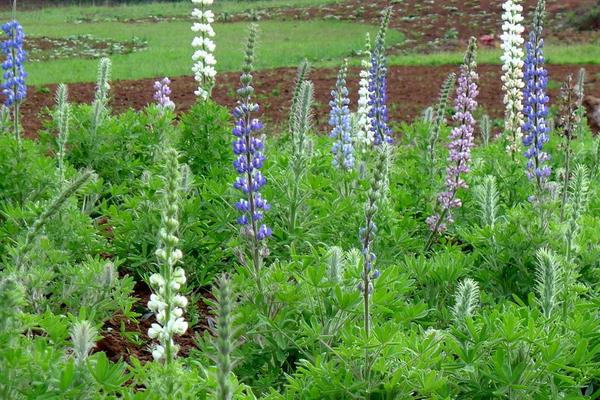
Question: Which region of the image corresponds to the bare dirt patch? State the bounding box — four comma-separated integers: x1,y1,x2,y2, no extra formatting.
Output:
21,64,600,138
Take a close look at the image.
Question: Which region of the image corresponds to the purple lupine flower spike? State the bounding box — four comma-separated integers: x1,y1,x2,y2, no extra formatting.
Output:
153,77,175,111
329,60,354,171
426,38,478,235
522,0,551,194
368,8,393,146
1,20,27,108
232,26,271,242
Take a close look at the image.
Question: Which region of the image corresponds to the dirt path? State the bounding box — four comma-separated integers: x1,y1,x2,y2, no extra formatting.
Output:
22,64,600,138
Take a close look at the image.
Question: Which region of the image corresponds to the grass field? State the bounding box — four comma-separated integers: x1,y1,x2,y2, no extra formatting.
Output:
0,0,343,23
24,19,403,85
4,0,600,86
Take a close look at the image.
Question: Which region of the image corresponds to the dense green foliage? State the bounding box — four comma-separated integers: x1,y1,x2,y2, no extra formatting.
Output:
1,86,600,397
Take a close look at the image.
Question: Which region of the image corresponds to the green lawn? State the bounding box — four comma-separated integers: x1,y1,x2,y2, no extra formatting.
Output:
386,43,600,66
24,19,403,85
1,0,344,24
4,0,598,86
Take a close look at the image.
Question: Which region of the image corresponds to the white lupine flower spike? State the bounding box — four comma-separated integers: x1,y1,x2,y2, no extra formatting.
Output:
147,149,188,364
191,0,216,100
355,33,374,150
500,0,525,155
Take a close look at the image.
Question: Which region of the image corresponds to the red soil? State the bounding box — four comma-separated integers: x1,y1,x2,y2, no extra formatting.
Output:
22,64,600,138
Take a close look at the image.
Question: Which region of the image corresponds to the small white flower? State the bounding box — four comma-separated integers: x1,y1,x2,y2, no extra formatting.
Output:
173,294,188,308
156,310,166,324
155,249,166,260
173,267,187,284
171,249,183,262
148,323,163,339
172,307,184,318
170,318,188,335
149,273,165,288
151,344,165,360
148,294,167,312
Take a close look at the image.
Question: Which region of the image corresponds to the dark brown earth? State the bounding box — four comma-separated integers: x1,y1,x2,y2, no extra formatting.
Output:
273,0,599,52
96,280,212,363
22,64,600,138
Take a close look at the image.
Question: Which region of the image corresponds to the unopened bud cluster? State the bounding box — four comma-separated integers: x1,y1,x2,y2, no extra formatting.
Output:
147,149,188,362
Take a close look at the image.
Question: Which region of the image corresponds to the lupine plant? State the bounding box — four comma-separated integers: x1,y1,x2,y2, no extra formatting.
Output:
153,77,175,111
191,0,216,100
210,274,237,400
4,2,600,399
500,0,525,155
286,80,314,233
355,33,373,150
329,60,354,172
426,38,478,245
1,19,26,143
480,114,491,146
232,25,271,293
358,148,385,367
368,8,393,146
522,0,551,229
289,58,310,137
147,148,188,364
90,57,111,141
557,75,581,221
427,73,456,177
55,83,70,186
563,164,590,262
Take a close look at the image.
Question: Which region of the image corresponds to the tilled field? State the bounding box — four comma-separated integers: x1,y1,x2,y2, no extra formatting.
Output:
21,64,600,138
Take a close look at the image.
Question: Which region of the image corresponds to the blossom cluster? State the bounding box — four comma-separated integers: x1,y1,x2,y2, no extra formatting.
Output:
1,20,27,108
355,33,373,149
427,38,479,234
522,2,551,188
233,26,271,241
191,0,216,100
153,77,175,111
147,149,188,362
367,8,393,146
329,60,354,171
500,0,525,154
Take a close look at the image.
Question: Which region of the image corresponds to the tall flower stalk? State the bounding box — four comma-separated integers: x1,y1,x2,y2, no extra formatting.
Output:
557,75,579,221
355,33,373,150
522,0,551,229
90,57,111,141
55,84,70,186
211,274,237,400
425,38,478,249
289,58,310,137
232,25,271,293
369,8,393,146
500,0,525,155
427,73,456,177
329,59,354,172
147,149,188,364
191,0,216,100
359,148,385,382
1,19,27,144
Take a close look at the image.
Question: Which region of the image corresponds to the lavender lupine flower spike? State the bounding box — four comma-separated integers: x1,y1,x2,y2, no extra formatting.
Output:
153,77,175,111
368,8,393,146
522,0,551,194
426,38,479,240
1,20,27,141
329,60,354,171
232,25,271,243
